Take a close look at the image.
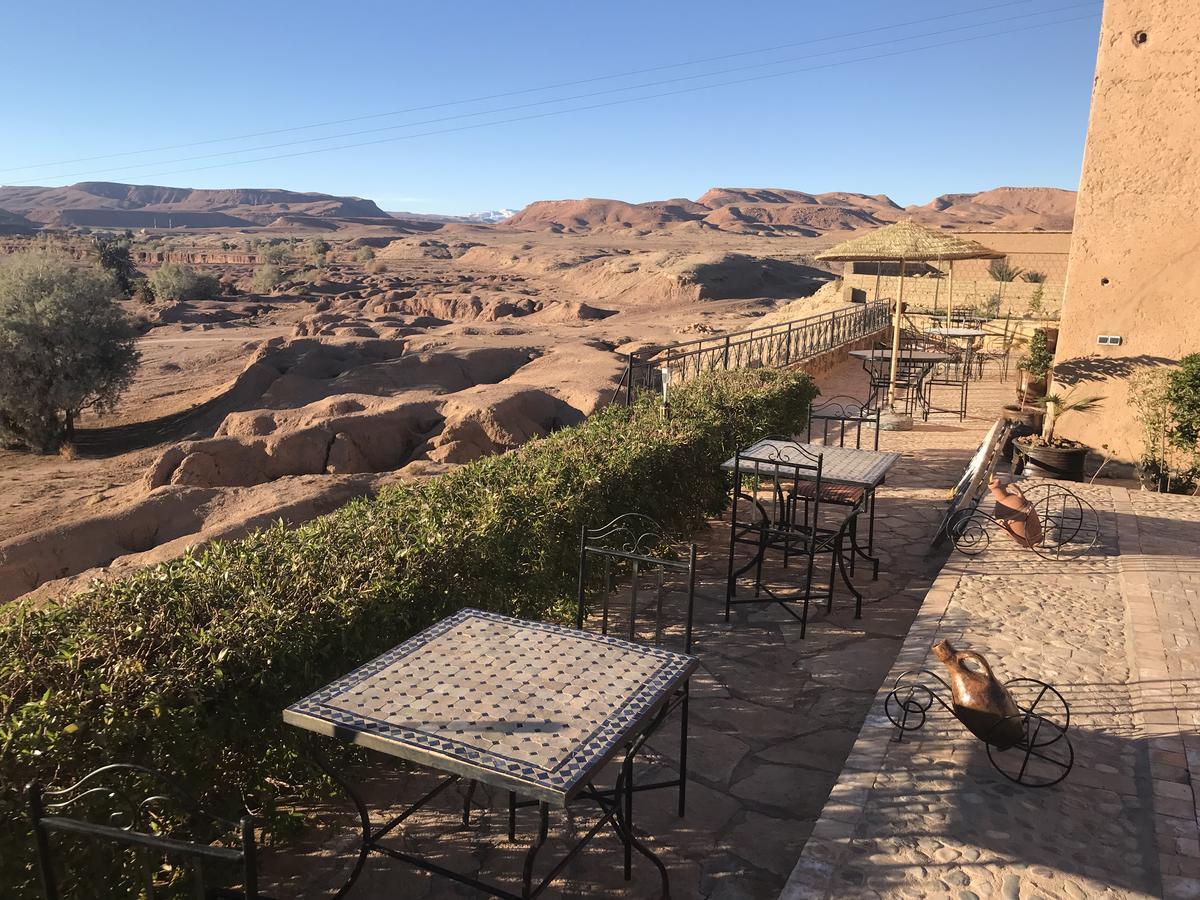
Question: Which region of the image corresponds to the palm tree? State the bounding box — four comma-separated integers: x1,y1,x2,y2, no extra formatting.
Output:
1038,390,1104,443
988,258,1025,282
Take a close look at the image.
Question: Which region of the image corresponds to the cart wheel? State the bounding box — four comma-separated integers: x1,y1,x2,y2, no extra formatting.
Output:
985,712,1074,787
1021,484,1101,560
1004,678,1070,744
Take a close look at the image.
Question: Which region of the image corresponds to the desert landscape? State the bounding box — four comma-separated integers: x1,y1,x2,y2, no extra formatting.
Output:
0,180,1074,604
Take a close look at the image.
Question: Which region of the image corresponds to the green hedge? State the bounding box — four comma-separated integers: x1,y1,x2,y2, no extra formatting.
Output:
0,368,816,892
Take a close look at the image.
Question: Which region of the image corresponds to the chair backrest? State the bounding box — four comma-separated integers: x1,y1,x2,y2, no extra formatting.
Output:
28,764,259,900
575,513,697,654
807,396,881,450
732,438,824,532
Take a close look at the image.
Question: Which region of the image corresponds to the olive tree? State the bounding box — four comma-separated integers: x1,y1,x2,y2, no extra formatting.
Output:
0,251,140,452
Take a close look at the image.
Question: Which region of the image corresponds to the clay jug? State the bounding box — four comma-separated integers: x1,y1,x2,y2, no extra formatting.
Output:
989,478,1042,548
931,640,1024,749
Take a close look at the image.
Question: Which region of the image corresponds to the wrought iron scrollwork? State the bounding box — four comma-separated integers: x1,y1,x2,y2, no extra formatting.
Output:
585,512,672,557
947,483,1100,560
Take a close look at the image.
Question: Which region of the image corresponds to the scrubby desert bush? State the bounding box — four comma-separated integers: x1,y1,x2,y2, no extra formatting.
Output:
354,246,375,262
0,367,815,892
306,238,331,267
148,262,220,301
0,251,140,452
250,263,284,294
257,243,290,265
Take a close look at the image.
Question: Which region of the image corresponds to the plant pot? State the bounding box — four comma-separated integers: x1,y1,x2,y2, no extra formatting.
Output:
1001,403,1044,431
1015,438,1089,482
1001,423,1039,462
1018,372,1047,403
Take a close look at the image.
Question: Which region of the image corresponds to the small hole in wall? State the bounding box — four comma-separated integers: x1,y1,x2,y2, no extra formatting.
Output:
1101,277,1110,286
1133,30,1148,46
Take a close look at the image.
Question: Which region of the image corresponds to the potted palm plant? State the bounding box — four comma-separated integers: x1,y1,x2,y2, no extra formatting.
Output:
1014,389,1104,481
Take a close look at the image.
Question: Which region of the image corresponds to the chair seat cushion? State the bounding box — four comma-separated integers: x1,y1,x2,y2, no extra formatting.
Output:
790,481,866,505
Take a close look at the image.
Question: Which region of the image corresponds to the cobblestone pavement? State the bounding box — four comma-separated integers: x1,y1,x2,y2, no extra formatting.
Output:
262,365,1082,899
1115,491,1200,898
783,478,1200,899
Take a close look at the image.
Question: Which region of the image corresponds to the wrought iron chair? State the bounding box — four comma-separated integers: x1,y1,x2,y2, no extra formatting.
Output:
975,333,1016,381
797,396,884,561
922,349,973,422
805,395,881,450
569,514,696,817
725,440,822,619
724,440,869,637
490,512,699,848
866,341,933,417
27,764,266,899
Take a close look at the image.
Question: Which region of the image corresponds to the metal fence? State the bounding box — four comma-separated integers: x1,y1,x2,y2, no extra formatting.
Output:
611,301,891,405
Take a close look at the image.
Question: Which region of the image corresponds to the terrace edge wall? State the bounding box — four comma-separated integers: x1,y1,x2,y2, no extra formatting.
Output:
1054,0,1200,459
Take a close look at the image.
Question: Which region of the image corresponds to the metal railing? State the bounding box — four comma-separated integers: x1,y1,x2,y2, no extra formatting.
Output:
610,302,891,405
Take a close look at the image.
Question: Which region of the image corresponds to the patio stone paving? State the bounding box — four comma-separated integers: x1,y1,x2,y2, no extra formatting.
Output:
265,363,1124,898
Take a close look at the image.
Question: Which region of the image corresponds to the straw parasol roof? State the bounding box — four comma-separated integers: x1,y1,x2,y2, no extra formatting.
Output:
815,219,1004,262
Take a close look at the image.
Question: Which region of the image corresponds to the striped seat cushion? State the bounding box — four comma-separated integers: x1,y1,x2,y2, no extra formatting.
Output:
790,481,866,506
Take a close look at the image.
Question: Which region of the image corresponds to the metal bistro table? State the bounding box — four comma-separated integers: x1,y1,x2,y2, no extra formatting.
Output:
721,439,900,624
284,608,698,899
924,327,989,340
848,348,953,364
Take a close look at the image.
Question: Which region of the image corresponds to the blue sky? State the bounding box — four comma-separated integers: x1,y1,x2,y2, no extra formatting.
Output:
2,1,1103,215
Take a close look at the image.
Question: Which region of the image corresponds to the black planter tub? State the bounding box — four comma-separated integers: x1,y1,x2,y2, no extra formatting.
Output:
1014,438,1089,482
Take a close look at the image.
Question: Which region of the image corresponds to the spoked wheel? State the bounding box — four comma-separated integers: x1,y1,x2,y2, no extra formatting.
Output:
1021,484,1101,560
985,678,1074,787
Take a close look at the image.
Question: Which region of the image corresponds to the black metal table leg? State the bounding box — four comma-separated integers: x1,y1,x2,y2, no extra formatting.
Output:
309,747,375,900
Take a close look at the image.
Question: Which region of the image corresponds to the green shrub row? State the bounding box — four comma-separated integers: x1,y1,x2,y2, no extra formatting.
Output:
0,367,816,893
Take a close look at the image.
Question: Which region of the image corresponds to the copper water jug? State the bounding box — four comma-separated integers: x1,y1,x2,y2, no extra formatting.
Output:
932,639,1024,749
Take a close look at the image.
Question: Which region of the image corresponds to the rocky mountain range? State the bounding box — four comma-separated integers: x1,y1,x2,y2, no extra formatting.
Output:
501,186,1076,236
0,181,1074,235
0,181,391,229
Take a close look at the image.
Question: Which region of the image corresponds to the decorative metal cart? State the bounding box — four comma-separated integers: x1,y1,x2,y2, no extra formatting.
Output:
947,482,1101,561
884,668,1074,787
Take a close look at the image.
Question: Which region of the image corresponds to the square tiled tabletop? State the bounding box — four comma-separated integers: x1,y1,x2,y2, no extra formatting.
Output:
721,439,900,488
284,608,698,806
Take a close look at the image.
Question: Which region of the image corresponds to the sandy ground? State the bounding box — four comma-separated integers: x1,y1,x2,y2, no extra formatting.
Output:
0,226,850,603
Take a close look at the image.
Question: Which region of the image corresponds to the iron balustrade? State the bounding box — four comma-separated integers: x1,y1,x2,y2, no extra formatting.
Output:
611,302,890,405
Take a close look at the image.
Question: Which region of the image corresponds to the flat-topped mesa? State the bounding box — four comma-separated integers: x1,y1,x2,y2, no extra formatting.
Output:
0,181,390,226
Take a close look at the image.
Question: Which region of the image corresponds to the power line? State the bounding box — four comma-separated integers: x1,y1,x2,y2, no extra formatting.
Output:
1,0,1071,177
24,2,1101,184
119,12,1099,184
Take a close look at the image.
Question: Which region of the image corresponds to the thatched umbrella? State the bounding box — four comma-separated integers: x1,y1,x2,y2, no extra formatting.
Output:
816,220,1002,411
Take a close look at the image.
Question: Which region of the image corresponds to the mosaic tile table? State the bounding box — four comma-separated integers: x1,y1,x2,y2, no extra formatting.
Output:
284,608,698,899
722,440,899,632
721,438,899,489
